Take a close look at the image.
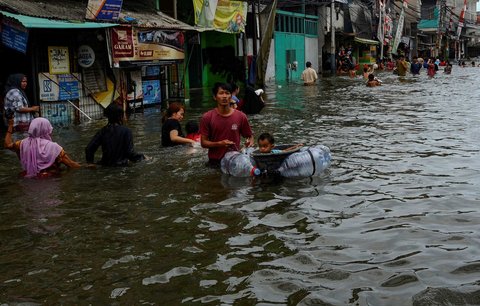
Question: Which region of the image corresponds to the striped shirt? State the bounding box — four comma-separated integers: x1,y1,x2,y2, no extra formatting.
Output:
5,88,33,127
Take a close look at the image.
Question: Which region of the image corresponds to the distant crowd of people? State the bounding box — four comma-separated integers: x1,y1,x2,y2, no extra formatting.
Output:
360,55,472,87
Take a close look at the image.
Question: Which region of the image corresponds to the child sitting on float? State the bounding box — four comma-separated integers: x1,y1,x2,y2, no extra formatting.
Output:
257,133,302,154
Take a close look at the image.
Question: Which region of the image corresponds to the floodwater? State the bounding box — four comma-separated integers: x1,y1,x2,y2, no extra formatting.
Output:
1,66,480,305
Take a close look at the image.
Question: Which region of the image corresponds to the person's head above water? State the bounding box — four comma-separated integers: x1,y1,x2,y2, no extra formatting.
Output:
257,132,275,153
185,120,199,134
212,82,232,96
368,74,375,81
104,103,124,124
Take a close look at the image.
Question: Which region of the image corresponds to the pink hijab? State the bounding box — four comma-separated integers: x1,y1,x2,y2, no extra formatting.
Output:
20,118,63,178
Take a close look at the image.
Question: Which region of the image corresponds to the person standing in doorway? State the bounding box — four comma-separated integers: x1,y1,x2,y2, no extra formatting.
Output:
301,61,318,86
4,74,39,132
199,83,254,167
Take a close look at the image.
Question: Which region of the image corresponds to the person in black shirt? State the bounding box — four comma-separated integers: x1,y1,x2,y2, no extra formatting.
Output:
85,103,144,166
161,102,196,147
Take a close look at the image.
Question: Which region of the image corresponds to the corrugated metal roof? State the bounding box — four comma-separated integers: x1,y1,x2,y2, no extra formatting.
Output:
117,10,197,30
0,10,117,28
0,0,197,30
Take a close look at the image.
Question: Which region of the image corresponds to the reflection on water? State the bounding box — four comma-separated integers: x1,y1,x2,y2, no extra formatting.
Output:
1,67,480,304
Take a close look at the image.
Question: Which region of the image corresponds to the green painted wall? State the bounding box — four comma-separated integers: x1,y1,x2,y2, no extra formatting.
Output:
274,33,305,82
200,31,239,88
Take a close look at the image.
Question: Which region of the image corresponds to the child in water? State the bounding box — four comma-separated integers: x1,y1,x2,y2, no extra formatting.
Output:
257,133,302,153
185,120,201,142
366,74,382,87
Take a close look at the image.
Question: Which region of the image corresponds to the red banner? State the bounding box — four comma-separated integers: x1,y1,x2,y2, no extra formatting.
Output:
111,26,134,58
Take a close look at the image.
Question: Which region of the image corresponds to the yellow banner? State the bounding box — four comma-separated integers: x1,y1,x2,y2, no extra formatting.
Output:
193,0,247,33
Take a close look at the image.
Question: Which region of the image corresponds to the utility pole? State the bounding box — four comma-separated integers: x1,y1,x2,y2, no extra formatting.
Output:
437,0,446,57
378,0,384,60
330,0,336,75
252,1,257,56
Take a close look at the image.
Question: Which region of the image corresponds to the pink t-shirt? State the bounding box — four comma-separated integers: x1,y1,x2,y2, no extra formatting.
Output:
200,109,253,161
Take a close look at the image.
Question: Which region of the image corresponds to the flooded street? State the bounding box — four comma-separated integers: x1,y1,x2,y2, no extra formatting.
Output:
1,67,480,305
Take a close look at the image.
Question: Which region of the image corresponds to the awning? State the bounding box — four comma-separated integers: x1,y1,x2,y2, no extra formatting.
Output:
0,10,117,28
354,37,379,45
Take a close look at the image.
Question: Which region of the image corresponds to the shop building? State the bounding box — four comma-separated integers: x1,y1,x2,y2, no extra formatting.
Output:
0,0,195,125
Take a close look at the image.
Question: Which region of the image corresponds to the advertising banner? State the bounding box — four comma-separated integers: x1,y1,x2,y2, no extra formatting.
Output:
111,26,184,63
142,80,161,105
457,0,467,40
1,17,28,53
391,3,405,55
193,0,247,33
86,0,123,21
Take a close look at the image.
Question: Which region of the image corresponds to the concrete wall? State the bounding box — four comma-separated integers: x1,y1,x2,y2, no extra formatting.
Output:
305,37,319,73
265,40,276,82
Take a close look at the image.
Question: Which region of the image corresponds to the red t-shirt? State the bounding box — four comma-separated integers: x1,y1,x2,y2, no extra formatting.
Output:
186,133,201,142
199,109,253,161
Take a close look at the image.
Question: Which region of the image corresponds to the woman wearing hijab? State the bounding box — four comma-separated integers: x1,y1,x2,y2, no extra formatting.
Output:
4,74,39,132
4,117,80,178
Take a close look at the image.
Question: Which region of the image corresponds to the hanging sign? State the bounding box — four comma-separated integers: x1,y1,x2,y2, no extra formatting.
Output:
48,46,70,74
391,3,405,55
86,0,123,21
1,17,29,54
111,26,134,58
78,45,96,68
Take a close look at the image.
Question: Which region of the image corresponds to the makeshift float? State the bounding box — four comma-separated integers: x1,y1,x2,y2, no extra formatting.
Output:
221,145,331,178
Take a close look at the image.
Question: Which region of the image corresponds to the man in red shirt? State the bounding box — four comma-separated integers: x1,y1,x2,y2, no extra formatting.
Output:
200,83,254,167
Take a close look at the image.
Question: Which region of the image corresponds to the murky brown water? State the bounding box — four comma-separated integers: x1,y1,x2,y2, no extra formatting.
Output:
1,66,480,305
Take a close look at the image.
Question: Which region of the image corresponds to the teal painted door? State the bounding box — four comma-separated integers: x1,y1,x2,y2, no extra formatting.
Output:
274,33,305,82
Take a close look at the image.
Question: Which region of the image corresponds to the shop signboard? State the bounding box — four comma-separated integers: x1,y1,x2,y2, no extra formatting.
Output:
86,0,123,21
48,46,70,74
38,73,81,102
111,27,184,63
1,17,28,53
111,26,134,59
78,45,96,68
43,102,72,125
